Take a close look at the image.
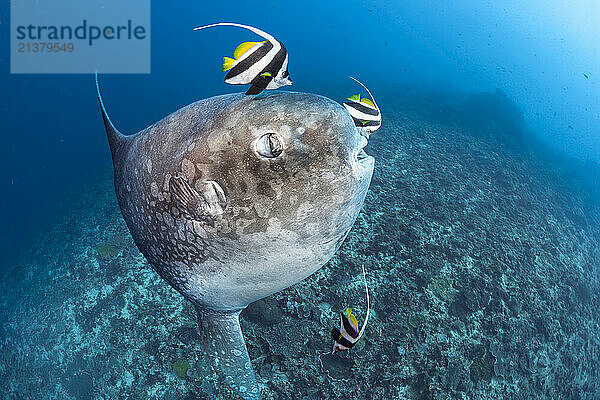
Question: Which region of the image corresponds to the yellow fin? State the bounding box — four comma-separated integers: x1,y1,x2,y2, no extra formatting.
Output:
260,72,272,77
234,41,264,59
347,94,361,102
346,308,359,331
361,98,375,107
223,56,235,72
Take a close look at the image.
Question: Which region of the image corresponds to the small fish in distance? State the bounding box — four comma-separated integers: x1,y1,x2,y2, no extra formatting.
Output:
331,264,371,354
193,22,292,95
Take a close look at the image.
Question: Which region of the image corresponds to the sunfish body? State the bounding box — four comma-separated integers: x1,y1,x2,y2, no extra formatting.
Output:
97,77,374,399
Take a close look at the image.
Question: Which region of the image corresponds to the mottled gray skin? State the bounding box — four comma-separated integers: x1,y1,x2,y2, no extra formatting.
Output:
98,86,373,399
109,92,373,310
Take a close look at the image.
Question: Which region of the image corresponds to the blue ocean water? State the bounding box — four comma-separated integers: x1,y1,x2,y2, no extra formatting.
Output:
1,1,599,399
1,1,600,268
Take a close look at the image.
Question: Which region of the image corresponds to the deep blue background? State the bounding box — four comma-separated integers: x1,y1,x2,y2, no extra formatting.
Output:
1,0,599,269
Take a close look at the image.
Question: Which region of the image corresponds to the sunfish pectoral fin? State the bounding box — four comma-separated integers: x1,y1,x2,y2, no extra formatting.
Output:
168,176,227,224
95,72,129,161
195,306,260,400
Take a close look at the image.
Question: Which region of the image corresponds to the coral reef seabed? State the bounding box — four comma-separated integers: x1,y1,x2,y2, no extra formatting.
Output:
1,95,599,399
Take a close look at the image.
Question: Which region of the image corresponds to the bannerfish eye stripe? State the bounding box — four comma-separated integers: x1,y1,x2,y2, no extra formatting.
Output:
244,42,287,95
251,42,287,81
263,42,287,76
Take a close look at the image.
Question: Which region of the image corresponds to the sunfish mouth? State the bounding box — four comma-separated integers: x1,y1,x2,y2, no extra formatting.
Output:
355,135,374,164
357,148,370,161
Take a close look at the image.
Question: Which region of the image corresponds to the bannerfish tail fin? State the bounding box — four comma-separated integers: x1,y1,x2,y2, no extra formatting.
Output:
193,22,277,44
223,56,236,71
357,264,371,340
95,72,129,161
195,306,260,400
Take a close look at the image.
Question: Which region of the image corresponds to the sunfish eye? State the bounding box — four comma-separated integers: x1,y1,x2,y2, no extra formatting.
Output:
255,132,284,158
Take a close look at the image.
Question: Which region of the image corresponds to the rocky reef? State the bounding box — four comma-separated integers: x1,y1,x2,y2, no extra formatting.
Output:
1,92,599,399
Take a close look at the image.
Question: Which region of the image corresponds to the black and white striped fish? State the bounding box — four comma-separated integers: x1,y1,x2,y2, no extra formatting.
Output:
342,77,381,136
193,22,292,95
331,265,371,354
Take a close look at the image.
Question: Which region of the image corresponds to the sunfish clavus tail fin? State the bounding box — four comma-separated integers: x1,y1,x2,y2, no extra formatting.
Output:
195,307,260,400
95,72,129,162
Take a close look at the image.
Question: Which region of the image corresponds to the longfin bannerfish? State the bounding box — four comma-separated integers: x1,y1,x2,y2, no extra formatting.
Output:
331,264,371,354
193,22,292,95
222,41,266,71
342,77,382,136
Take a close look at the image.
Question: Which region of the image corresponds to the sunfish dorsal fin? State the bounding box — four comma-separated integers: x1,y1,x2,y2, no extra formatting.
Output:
195,307,260,400
234,41,264,59
95,72,129,164
168,176,227,224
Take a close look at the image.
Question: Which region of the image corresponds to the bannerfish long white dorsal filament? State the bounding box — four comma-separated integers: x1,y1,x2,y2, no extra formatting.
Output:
358,264,371,339
96,73,373,399
193,22,292,95
331,264,371,354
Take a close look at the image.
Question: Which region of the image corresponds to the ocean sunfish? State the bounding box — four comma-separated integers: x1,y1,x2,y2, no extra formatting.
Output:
96,76,374,399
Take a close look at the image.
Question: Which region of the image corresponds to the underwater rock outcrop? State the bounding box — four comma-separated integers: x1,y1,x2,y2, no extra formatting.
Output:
461,88,525,144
